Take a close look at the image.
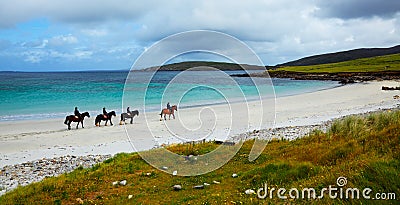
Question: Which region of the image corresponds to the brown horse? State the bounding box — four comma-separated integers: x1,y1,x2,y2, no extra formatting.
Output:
160,105,177,120
95,111,116,127
64,112,90,130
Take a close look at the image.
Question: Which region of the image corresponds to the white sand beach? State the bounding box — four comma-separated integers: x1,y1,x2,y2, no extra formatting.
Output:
1,80,399,168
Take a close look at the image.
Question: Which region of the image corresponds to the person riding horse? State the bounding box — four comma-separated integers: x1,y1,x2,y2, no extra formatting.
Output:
74,107,81,119
103,107,108,119
167,102,171,112
127,107,131,116
160,103,177,120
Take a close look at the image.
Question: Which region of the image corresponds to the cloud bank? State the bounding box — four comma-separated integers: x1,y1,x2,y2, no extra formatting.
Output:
0,0,399,71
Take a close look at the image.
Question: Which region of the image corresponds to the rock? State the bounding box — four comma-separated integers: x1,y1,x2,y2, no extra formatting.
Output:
193,185,204,189
213,180,220,184
172,170,177,176
203,183,210,186
161,166,168,170
128,195,133,199
172,185,182,191
146,172,151,176
245,189,255,195
119,180,127,186
232,173,238,178
76,198,84,204
112,181,118,186
0,154,112,197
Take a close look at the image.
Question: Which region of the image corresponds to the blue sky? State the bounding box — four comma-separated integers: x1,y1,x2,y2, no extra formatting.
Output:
0,0,399,71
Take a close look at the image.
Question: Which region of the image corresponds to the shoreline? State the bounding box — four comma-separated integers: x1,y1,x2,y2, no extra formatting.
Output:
0,77,339,123
0,80,398,166
0,80,400,195
1,80,399,165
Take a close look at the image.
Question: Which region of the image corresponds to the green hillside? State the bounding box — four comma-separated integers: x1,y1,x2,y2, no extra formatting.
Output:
142,61,266,71
1,110,399,204
273,53,400,73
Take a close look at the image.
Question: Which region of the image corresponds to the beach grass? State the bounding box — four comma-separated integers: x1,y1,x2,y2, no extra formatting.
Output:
0,110,399,204
272,53,400,73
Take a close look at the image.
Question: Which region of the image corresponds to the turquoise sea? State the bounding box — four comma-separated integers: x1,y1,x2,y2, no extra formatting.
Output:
0,70,339,121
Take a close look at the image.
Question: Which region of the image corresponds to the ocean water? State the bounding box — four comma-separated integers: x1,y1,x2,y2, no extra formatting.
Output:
0,70,339,121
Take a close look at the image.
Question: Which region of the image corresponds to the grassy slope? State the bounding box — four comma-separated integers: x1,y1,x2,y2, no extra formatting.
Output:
272,53,400,73
143,61,266,71
1,110,399,204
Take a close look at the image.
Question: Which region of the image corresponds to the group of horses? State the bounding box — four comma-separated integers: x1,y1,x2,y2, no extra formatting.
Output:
63,110,139,130
63,105,177,130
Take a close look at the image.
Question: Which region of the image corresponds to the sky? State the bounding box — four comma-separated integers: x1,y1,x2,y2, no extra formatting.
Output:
0,0,399,71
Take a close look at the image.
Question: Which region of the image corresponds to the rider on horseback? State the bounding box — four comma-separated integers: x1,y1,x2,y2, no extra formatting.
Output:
103,107,108,119
167,102,171,112
127,107,131,116
74,107,81,119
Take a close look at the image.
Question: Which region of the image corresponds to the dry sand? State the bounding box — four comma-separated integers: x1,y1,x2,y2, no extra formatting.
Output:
1,80,399,167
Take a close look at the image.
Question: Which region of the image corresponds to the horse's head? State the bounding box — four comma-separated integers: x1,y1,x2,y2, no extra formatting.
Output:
110,111,116,116
82,112,90,118
172,105,178,111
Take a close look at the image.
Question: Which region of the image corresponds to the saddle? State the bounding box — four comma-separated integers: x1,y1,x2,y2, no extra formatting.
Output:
74,116,79,119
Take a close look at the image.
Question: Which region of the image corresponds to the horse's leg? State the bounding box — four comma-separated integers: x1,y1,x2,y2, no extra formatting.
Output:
130,117,133,124
173,113,175,119
76,121,79,129
81,120,84,128
107,116,113,126
68,121,71,130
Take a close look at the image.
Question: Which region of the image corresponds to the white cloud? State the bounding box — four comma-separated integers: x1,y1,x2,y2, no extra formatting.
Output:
81,29,108,37
0,0,399,70
48,34,78,46
0,0,154,28
23,51,43,63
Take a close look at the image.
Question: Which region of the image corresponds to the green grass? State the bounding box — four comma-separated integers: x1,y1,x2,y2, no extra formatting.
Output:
273,53,400,73
1,110,399,204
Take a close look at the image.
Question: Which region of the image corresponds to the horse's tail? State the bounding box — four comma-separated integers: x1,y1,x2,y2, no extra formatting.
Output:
64,116,68,125
120,113,124,121
159,110,163,116
95,116,99,126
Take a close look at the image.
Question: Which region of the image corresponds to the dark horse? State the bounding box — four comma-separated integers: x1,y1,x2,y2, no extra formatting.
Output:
64,112,90,130
95,111,116,127
120,110,139,125
159,105,177,120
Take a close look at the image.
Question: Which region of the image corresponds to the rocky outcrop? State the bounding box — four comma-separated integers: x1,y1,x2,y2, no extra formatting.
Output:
232,71,400,84
382,86,400,90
